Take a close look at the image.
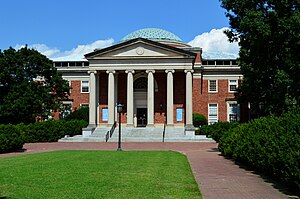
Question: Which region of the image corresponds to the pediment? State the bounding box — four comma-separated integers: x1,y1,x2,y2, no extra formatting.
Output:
85,38,195,59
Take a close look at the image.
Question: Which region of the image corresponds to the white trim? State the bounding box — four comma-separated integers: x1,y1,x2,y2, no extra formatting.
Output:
80,103,89,108
208,103,218,124
208,80,218,93
81,80,89,93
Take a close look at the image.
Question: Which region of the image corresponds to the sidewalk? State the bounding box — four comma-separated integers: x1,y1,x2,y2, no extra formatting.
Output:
0,142,296,199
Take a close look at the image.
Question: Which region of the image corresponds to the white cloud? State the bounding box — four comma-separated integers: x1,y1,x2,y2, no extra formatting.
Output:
15,39,114,61
188,27,239,59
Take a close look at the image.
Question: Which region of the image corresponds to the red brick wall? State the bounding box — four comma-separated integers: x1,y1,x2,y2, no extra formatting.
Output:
52,80,89,120
193,78,238,122
154,73,167,124
118,73,127,123
173,72,185,124
70,80,89,110
99,73,108,124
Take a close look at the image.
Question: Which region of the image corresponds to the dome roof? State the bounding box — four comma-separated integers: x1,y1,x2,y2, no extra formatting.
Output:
121,28,183,43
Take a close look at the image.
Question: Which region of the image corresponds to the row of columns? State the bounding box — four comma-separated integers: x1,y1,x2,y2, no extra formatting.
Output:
88,69,194,128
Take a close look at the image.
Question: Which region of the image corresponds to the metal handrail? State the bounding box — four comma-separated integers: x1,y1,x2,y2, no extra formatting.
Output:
105,121,117,142
162,123,166,142
110,122,117,137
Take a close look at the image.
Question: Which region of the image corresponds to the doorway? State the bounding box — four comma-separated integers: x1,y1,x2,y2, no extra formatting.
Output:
137,108,147,127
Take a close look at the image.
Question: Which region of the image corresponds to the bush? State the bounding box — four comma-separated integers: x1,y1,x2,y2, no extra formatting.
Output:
18,120,88,143
201,122,239,142
64,107,89,123
0,124,24,153
218,110,300,190
193,113,207,127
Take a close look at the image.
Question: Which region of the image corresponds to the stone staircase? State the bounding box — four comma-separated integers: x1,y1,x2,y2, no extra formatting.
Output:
58,126,213,142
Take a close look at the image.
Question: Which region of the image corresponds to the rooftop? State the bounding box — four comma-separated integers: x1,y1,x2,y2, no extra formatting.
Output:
121,28,186,46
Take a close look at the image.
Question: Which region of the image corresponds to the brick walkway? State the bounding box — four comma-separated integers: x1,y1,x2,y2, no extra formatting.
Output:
0,142,295,199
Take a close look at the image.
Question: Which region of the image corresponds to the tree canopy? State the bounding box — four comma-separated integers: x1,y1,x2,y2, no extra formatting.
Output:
0,46,70,124
220,0,300,116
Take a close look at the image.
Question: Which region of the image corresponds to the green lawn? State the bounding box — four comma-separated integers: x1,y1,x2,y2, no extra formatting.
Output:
0,150,201,199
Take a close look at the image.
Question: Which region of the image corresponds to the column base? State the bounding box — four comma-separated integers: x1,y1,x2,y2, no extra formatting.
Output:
166,124,174,127
146,124,155,128
126,124,134,127
87,124,97,128
185,124,195,131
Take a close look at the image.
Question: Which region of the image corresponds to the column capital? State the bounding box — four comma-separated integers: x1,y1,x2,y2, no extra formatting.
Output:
106,70,115,74
146,69,155,74
125,70,135,74
88,70,97,74
184,69,194,73
165,69,175,74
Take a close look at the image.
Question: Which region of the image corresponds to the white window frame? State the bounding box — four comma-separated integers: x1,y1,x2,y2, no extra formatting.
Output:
227,102,240,122
228,79,238,93
81,80,89,93
208,103,218,125
208,80,218,93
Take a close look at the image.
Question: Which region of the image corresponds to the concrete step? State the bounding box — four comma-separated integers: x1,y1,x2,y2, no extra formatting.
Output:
58,126,214,142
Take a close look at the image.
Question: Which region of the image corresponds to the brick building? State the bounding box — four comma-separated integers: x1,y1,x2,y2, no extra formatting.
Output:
55,28,248,140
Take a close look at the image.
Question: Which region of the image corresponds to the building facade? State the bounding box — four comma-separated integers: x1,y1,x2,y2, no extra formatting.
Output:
54,28,248,136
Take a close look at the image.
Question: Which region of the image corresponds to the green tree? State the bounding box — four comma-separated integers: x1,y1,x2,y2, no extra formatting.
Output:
0,46,70,124
220,0,300,116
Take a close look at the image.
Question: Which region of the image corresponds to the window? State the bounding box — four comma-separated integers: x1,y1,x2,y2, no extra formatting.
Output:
208,104,218,124
229,80,238,92
81,80,89,93
209,80,217,92
227,103,239,122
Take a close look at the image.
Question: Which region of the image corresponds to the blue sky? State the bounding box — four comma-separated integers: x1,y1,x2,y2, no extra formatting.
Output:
0,0,239,60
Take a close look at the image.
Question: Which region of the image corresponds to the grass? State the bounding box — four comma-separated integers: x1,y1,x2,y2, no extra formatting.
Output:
0,150,201,199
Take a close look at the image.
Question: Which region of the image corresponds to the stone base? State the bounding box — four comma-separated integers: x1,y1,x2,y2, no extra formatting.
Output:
185,124,195,131
82,127,95,137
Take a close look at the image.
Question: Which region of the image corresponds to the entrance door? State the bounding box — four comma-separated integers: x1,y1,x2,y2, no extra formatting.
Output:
137,108,147,127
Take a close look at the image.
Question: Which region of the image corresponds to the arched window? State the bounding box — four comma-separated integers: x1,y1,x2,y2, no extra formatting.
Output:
134,77,147,92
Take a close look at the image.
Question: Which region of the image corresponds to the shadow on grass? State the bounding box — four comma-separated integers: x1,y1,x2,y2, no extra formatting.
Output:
222,155,300,198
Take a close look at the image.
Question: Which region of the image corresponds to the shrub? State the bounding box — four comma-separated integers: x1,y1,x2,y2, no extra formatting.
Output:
193,113,207,127
201,122,239,142
64,107,89,123
218,110,300,190
0,124,24,153
18,120,88,143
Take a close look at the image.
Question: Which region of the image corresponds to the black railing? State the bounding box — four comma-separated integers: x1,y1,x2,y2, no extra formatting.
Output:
105,121,117,142
162,123,166,142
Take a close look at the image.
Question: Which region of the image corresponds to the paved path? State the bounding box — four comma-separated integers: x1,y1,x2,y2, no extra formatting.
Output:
0,142,296,199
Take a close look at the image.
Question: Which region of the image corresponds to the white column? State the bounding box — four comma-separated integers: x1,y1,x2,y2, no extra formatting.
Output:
185,70,194,129
165,70,175,126
96,73,100,125
114,73,118,122
106,70,115,125
146,70,155,127
126,70,134,126
88,70,97,127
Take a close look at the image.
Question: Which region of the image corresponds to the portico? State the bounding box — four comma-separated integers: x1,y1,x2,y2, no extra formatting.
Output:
85,37,196,132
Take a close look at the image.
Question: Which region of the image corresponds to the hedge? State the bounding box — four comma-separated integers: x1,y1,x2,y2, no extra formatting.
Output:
218,110,300,190
64,107,89,123
201,122,239,142
193,113,207,127
17,119,88,143
0,124,25,153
